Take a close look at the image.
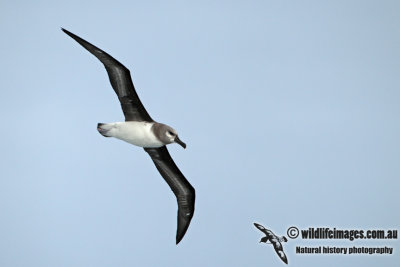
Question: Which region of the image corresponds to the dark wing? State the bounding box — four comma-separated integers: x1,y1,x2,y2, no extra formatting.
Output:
62,28,153,122
144,146,195,244
254,223,269,235
273,241,288,264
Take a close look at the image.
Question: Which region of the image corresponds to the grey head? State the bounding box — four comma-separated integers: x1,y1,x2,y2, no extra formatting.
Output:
152,123,186,148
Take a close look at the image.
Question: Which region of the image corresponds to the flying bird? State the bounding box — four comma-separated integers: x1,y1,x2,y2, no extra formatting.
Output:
254,223,288,264
62,28,195,244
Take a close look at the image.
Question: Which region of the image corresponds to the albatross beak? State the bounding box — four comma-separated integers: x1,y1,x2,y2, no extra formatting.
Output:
175,136,186,149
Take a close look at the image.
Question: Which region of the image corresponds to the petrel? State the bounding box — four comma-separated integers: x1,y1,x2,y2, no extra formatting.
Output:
62,28,195,244
254,223,288,264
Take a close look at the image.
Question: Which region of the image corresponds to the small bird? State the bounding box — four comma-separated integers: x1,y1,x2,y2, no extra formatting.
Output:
254,223,288,264
62,28,195,244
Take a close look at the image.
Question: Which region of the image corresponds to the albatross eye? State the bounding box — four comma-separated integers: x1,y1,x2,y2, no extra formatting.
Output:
168,131,174,136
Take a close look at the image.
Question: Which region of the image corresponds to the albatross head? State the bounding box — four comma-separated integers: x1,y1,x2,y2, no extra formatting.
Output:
154,123,186,149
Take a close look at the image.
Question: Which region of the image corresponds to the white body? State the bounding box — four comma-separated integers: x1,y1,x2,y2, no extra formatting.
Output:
100,121,164,148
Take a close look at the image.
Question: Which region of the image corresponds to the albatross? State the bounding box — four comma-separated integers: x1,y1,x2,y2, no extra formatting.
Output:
62,28,195,244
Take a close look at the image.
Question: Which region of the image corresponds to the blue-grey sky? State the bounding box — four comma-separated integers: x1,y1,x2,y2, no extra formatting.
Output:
0,1,399,266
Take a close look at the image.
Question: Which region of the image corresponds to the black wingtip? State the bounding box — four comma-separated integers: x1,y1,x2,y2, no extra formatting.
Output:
175,220,190,245
278,251,289,264
61,28,78,40
61,28,80,42
61,27,70,35
254,222,262,229
175,211,194,245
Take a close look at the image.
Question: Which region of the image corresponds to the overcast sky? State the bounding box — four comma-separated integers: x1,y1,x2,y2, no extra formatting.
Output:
0,1,399,266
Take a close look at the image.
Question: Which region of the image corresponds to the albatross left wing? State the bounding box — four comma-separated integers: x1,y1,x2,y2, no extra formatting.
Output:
144,146,195,244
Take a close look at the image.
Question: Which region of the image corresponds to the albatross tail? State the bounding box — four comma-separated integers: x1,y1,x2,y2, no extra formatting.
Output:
97,123,113,137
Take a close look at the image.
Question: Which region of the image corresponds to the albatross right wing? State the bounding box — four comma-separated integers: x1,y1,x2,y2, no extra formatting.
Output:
144,146,195,244
62,28,153,122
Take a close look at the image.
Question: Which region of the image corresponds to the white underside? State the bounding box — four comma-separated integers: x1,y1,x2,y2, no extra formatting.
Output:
101,121,164,148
